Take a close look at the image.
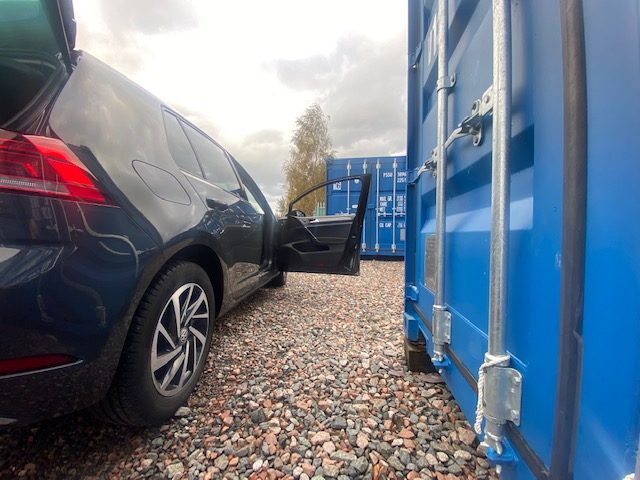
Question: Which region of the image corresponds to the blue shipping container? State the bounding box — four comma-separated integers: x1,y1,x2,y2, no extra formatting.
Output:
405,1,640,479
326,156,406,258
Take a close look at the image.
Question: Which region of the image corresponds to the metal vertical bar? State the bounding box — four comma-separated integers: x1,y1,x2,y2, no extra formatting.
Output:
392,158,397,253
484,0,512,454
375,160,380,252
347,161,351,214
362,160,367,251
432,0,451,361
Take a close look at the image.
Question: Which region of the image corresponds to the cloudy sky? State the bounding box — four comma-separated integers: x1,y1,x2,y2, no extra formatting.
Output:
74,0,408,208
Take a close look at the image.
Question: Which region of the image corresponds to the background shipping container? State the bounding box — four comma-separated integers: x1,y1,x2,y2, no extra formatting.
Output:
326,156,407,258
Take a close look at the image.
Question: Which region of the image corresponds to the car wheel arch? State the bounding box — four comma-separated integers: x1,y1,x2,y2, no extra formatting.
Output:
96,241,226,411
163,243,225,317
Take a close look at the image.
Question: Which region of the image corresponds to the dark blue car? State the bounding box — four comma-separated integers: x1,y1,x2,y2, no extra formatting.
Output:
0,0,370,426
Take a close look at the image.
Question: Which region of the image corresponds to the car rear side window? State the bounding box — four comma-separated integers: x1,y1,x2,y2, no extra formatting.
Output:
181,123,241,194
163,111,202,177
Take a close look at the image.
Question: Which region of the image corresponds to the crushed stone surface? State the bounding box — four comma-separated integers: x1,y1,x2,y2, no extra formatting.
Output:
0,261,495,480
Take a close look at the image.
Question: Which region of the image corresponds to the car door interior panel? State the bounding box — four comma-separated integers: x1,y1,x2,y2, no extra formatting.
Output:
277,174,371,275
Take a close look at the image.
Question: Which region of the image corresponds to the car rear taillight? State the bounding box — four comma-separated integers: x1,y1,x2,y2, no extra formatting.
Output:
0,129,109,205
0,354,77,376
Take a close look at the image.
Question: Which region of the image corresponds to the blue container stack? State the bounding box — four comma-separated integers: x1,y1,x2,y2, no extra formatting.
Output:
326,156,406,258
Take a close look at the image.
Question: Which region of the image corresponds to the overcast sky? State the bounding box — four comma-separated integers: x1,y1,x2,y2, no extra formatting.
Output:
74,0,408,209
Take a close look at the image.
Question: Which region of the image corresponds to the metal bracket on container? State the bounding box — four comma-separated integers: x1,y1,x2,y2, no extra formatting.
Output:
409,41,423,70
409,84,491,186
485,439,518,469
432,305,451,345
432,355,451,370
484,365,523,426
436,73,457,92
404,284,419,302
408,148,438,185
445,86,494,149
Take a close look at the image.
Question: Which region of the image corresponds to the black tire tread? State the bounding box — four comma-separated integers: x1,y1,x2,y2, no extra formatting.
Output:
92,261,208,426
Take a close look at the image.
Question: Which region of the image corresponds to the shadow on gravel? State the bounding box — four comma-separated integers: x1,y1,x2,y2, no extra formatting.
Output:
0,412,145,479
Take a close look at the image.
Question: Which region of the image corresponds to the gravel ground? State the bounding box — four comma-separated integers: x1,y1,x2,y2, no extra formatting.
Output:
0,261,495,480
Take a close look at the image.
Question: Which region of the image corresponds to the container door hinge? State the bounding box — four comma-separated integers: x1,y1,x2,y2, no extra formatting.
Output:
405,284,419,302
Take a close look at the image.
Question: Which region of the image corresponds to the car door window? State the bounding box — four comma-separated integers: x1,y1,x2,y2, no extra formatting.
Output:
162,111,202,177
289,184,328,217
181,123,241,194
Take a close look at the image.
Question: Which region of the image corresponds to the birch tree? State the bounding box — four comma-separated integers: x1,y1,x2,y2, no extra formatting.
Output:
280,104,334,216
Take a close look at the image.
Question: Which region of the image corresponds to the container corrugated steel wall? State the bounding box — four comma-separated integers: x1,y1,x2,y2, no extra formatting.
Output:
405,1,640,479
326,156,406,258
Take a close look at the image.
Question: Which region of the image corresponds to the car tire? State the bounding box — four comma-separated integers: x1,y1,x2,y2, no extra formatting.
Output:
266,271,287,288
93,261,215,426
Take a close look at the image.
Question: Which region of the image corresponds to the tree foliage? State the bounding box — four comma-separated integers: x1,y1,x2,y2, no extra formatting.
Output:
279,104,334,216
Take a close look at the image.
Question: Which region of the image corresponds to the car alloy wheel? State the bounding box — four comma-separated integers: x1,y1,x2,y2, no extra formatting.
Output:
151,282,210,396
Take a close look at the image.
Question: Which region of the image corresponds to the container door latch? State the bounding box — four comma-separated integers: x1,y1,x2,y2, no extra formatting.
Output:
408,86,494,184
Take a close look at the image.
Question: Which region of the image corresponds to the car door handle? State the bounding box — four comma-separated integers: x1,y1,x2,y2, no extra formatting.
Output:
206,198,227,210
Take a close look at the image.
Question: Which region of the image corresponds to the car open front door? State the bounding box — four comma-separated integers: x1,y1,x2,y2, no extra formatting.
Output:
277,174,371,275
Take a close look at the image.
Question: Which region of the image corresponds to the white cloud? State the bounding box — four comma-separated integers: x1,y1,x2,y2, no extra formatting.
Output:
74,0,407,211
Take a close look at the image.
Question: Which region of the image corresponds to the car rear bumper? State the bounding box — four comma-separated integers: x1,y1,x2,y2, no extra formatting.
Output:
0,194,159,425
0,242,127,425
0,359,89,426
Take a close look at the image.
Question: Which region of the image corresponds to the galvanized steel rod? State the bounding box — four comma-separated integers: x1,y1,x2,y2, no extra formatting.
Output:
346,161,351,214
392,159,397,252
376,160,380,251
433,0,450,360
484,0,512,453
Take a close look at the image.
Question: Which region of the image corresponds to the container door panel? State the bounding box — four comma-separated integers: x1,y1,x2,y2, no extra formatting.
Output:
405,1,564,477
572,2,640,477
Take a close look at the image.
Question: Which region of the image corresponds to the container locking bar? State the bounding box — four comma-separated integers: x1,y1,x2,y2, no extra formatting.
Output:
475,0,521,466
430,0,452,365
